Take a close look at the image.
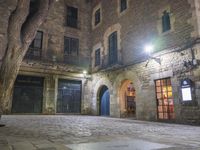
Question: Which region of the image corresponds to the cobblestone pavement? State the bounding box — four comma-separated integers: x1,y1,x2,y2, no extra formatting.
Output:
0,115,200,150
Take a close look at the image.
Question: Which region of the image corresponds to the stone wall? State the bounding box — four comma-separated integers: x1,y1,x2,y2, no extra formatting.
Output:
90,0,195,67
0,0,92,114
89,0,200,124
89,44,200,124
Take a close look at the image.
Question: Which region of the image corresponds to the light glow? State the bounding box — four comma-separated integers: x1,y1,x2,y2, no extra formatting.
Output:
145,44,154,53
83,70,87,74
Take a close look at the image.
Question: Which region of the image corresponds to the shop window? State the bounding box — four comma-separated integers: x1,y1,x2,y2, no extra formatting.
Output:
95,48,101,66
155,78,175,120
120,0,127,12
66,6,78,28
95,9,101,26
162,11,171,32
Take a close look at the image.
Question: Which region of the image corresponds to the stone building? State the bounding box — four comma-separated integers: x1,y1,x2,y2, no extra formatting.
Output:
1,0,200,124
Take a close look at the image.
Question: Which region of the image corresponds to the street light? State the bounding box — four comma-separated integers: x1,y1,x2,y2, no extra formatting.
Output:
144,44,154,54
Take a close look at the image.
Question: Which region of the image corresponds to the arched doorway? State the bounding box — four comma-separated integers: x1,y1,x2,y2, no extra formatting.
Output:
120,80,136,118
98,85,110,116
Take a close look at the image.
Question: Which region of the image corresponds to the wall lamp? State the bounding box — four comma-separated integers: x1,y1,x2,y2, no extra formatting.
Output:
83,70,87,78
144,44,161,67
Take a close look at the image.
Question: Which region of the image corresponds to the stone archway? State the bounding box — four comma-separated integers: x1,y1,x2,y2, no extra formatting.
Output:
91,76,112,116
119,80,136,118
113,71,141,118
97,85,110,116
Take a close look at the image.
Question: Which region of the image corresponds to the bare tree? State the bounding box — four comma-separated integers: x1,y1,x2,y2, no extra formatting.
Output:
0,0,54,122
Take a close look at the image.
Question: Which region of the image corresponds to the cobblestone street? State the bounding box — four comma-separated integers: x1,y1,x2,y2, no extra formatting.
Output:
0,115,200,150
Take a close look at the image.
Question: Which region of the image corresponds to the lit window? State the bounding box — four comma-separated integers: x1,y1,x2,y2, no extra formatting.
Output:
155,78,175,120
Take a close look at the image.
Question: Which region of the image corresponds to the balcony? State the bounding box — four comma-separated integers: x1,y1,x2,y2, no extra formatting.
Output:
63,55,90,68
98,55,123,71
24,50,90,69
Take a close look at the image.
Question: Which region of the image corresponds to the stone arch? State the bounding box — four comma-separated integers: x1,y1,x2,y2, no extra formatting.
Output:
119,79,136,117
113,71,141,118
91,76,112,115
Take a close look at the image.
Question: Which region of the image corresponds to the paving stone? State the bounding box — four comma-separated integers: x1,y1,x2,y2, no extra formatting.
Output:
0,115,200,150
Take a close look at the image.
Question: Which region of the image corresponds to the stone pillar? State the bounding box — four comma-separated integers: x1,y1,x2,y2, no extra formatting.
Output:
43,75,57,114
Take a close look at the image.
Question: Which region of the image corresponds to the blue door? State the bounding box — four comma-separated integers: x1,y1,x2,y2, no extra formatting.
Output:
101,90,110,116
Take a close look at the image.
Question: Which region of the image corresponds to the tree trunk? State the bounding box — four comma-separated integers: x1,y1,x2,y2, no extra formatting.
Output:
0,47,24,113
0,0,54,119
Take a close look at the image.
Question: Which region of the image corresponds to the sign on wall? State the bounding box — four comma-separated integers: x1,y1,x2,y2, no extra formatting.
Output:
181,79,193,101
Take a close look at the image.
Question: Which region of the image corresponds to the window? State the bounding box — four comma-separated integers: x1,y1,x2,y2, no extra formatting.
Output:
108,31,118,65
162,11,171,32
120,0,127,12
26,31,43,59
155,78,175,120
64,37,79,56
30,31,43,49
95,9,101,26
29,0,38,16
66,6,78,28
95,49,101,66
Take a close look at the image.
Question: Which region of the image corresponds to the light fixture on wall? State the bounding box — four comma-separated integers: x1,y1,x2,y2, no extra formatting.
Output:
144,44,161,67
144,44,154,54
83,70,88,78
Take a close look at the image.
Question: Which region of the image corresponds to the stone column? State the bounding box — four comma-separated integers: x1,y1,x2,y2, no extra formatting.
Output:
43,75,57,114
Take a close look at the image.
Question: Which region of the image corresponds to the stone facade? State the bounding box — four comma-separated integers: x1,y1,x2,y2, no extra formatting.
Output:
0,0,200,124
89,0,200,124
0,0,92,114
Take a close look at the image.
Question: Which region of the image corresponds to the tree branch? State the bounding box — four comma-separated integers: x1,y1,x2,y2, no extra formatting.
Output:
21,0,55,50
7,0,30,47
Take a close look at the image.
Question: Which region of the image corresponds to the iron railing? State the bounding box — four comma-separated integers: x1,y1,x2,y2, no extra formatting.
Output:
24,50,90,68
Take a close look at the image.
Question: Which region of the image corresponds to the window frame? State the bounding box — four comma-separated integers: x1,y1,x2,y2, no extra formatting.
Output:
64,36,79,56
94,8,101,26
95,48,101,67
162,11,171,33
92,3,102,30
155,78,175,120
120,0,127,12
108,31,118,65
30,31,43,49
66,6,78,28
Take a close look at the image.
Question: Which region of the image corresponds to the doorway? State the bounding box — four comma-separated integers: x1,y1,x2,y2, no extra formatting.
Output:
57,79,81,113
98,85,110,116
12,75,44,113
120,80,136,118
